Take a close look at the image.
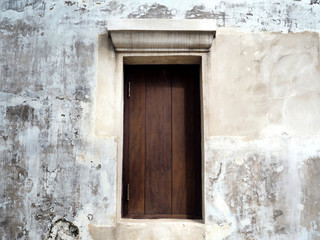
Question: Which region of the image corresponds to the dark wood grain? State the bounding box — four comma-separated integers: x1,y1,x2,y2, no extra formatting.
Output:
172,66,196,214
128,67,146,214
145,67,172,214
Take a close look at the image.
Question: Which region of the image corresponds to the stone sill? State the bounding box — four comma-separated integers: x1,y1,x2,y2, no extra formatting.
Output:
119,218,204,224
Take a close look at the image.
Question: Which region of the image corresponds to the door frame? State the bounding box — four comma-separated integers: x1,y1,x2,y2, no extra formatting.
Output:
115,53,211,223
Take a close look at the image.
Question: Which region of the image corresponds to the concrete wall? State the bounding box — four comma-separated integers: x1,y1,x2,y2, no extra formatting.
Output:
0,0,320,239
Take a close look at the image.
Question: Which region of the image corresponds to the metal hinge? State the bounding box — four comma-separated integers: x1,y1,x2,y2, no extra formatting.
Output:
128,82,131,98
127,184,129,201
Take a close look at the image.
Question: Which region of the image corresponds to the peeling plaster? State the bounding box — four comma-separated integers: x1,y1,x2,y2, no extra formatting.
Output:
205,136,320,239
128,3,175,19
48,218,79,240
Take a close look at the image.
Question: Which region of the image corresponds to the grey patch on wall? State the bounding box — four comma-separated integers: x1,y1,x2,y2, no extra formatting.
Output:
0,19,41,36
310,0,320,4
6,105,35,123
215,153,286,238
186,5,215,18
185,5,226,27
48,218,79,240
0,217,28,239
100,0,124,14
128,3,175,19
74,86,91,102
63,1,87,12
64,1,76,7
185,2,314,32
33,193,58,222
72,41,95,86
2,0,45,12
300,157,320,237
273,209,283,221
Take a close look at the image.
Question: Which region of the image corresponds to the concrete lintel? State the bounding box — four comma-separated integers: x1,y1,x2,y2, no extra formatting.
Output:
107,19,216,52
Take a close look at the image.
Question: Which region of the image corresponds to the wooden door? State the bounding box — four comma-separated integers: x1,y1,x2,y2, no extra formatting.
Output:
123,65,201,219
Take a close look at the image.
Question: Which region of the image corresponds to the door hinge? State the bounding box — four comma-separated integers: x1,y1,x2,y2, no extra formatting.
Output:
128,81,131,98
127,184,129,201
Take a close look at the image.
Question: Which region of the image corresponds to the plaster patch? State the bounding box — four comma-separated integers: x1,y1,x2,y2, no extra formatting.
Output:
115,221,205,240
283,93,320,136
88,224,115,240
206,223,233,240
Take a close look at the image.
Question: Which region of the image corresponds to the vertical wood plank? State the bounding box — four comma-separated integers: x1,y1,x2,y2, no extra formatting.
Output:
128,66,146,214
172,66,196,214
145,66,172,214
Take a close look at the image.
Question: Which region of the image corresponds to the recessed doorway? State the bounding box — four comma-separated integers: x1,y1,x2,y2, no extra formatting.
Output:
122,65,202,219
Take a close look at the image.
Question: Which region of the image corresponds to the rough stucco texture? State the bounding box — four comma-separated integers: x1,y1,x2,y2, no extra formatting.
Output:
1,0,320,240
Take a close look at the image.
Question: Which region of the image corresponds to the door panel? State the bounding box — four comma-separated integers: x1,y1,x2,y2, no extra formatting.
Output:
145,68,172,214
123,65,201,219
172,68,196,214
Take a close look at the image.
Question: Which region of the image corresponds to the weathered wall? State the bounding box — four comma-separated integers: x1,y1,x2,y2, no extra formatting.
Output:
1,0,320,239
204,30,320,240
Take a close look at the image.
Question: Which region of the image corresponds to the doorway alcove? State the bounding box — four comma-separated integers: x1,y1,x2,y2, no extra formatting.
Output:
106,18,216,221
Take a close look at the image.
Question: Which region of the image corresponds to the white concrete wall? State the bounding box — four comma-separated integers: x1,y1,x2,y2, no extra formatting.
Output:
1,0,320,239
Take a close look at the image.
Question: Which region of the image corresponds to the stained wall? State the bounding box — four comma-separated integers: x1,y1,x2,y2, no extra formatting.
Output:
0,1,320,239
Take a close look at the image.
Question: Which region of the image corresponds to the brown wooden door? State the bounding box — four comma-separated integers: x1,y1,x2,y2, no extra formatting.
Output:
123,65,201,219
